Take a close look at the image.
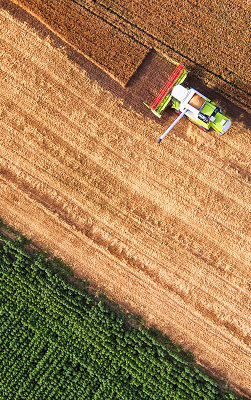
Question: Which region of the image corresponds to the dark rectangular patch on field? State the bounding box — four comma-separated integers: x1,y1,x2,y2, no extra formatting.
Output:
124,50,177,116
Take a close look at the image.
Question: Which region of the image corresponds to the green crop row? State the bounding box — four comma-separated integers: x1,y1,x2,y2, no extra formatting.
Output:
0,234,245,400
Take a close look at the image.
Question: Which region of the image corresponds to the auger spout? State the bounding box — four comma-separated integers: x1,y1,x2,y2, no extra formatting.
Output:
158,109,187,143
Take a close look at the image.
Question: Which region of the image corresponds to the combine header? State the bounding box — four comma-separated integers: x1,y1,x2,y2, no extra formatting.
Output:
144,64,188,118
144,61,232,143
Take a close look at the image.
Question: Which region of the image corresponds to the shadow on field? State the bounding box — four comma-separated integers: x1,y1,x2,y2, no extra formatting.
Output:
3,0,250,133
187,74,251,131
2,0,162,123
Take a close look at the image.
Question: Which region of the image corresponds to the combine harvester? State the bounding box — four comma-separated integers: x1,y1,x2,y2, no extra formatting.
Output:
144,63,232,143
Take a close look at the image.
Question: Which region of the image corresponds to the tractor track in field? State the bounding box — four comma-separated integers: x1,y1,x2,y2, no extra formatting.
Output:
80,0,251,109
2,0,149,86
0,7,251,398
1,84,249,273
3,0,251,110
82,0,251,92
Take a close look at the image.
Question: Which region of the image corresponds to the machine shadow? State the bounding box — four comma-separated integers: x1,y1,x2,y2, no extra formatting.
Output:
187,75,251,131
3,0,250,132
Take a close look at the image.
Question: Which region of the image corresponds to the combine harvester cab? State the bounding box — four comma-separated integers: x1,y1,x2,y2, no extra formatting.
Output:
144,61,231,143
171,85,232,136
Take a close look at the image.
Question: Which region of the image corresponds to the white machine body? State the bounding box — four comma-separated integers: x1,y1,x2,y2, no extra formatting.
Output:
171,85,208,120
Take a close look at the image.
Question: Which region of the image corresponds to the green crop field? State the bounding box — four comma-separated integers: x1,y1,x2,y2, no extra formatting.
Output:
0,232,244,400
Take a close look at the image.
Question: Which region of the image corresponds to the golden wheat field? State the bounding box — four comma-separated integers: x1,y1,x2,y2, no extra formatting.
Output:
7,0,149,86
0,5,251,398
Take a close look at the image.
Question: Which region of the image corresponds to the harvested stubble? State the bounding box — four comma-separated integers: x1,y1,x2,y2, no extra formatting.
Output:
0,7,251,399
9,0,149,86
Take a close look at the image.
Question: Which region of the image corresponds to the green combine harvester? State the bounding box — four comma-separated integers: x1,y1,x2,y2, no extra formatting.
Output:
144,64,232,143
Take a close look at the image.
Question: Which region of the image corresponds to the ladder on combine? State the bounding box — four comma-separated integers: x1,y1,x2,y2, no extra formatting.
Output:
145,64,188,118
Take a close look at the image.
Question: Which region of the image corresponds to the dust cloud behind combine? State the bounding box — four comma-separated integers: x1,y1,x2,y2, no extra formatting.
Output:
0,8,251,398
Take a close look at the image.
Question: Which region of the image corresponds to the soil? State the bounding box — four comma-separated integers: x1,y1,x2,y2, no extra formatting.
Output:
0,7,251,399
7,0,149,86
